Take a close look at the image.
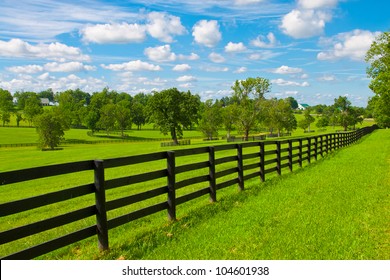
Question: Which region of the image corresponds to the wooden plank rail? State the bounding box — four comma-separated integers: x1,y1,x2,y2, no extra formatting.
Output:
0,125,378,259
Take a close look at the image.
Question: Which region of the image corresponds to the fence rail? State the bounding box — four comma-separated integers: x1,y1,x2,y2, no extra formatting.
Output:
0,125,378,259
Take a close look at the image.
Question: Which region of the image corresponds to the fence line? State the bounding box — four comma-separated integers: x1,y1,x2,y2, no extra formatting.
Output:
0,125,378,259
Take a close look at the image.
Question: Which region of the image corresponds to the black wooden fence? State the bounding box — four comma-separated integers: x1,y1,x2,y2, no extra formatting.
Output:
0,125,378,259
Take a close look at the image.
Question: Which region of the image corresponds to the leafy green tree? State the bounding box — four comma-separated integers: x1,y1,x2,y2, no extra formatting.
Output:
301,108,315,132
285,96,298,110
231,77,271,140
98,103,117,135
316,115,329,130
56,89,90,128
221,104,238,139
24,93,43,126
38,88,55,102
115,101,132,137
132,93,149,130
0,89,13,126
147,88,200,144
34,109,69,150
333,96,352,131
198,100,223,140
365,31,390,127
262,98,296,136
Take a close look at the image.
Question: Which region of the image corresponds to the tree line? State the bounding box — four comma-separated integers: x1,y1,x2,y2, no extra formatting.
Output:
0,77,369,150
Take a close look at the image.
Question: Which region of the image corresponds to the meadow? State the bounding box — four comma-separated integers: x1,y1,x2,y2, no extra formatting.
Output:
0,117,387,260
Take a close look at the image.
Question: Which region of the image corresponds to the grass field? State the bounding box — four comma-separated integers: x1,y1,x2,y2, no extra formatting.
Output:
0,127,388,260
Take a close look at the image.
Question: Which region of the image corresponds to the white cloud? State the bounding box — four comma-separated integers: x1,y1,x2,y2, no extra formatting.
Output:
176,75,197,82
298,0,339,10
318,74,336,81
272,78,310,87
80,23,146,44
201,66,229,72
192,20,222,47
317,29,381,61
225,42,247,52
144,45,177,62
272,65,303,74
178,83,194,89
44,62,96,72
177,53,200,60
234,67,247,73
101,60,162,71
146,12,186,43
0,39,90,61
6,65,43,74
172,64,191,71
234,0,264,5
209,52,226,63
251,32,278,48
280,9,331,39
249,54,262,60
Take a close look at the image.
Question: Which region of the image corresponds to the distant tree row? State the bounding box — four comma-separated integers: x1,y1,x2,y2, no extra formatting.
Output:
0,76,370,149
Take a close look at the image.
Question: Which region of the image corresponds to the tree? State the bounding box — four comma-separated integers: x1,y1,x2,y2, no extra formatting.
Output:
132,93,149,130
23,93,43,126
285,96,298,110
56,89,90,128
298,108,315,132
147,88,200,144
115,101,132,137
0,89,13,126
34,110,69,150
98,103,117,135
262,98,297,136
221,104,238,139
333,96,352,131
365,31,390,127
231,77,271,140
198,99,222,140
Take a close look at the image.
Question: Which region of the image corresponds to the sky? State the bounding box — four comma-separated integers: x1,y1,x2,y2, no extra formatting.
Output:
0,0,389,107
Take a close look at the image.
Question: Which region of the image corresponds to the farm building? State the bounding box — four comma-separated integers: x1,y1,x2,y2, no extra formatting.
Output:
298,103,310,110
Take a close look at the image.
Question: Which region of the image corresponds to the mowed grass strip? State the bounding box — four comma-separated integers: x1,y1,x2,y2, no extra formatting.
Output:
100,129,389,260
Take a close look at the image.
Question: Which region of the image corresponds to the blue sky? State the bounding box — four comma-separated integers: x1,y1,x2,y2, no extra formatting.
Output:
0,0,389,107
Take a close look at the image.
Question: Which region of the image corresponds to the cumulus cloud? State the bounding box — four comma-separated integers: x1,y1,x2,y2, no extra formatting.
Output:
298,0,339,9
209,52,226,63
251,32,278,48
80,23,146,44
6,65,43,74
172,64,191,71
7,62,96,73
101,60,162,71
280,9,331,39
177,53,200,60
192,20,222,47
201,66,229,72
146,12,186,43
234,0,264,5
224,42,247,52
234,67,247,73
0,39,90,61
272,65,303,74
317,74,336,81
317,29,381,61
272,78,310,87
176,75,197,82
144,45,177,62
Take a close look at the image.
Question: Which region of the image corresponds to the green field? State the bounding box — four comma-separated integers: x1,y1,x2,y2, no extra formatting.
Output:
0,126,388,260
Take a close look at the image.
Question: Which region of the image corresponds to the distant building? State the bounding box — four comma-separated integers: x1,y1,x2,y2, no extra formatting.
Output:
298,103,310,110
40,98,50,106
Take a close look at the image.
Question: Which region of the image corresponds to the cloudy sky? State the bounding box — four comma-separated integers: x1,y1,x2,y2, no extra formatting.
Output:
0,0,389,106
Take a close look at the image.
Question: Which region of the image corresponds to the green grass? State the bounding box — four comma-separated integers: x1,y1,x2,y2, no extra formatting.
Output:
48,129,388,260
0,129,388,260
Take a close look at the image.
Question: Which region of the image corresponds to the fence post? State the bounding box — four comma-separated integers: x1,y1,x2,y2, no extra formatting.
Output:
260,142,265,182
288,140,293,172
307,138,311,164
167,151,176,221
208,146,217,203
276,141,281,175
314,137,318,160
298,139,303,167
237,144,244,191
325,135,329,154
94,159,109,252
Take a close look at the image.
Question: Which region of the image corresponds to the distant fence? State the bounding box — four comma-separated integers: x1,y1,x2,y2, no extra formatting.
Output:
0,125,378,259
160,139,191,147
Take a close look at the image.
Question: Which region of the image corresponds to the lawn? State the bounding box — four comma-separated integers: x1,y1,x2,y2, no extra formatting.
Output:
0,128,387,260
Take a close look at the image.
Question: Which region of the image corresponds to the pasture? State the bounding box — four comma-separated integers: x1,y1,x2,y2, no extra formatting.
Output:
0,124,388,260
